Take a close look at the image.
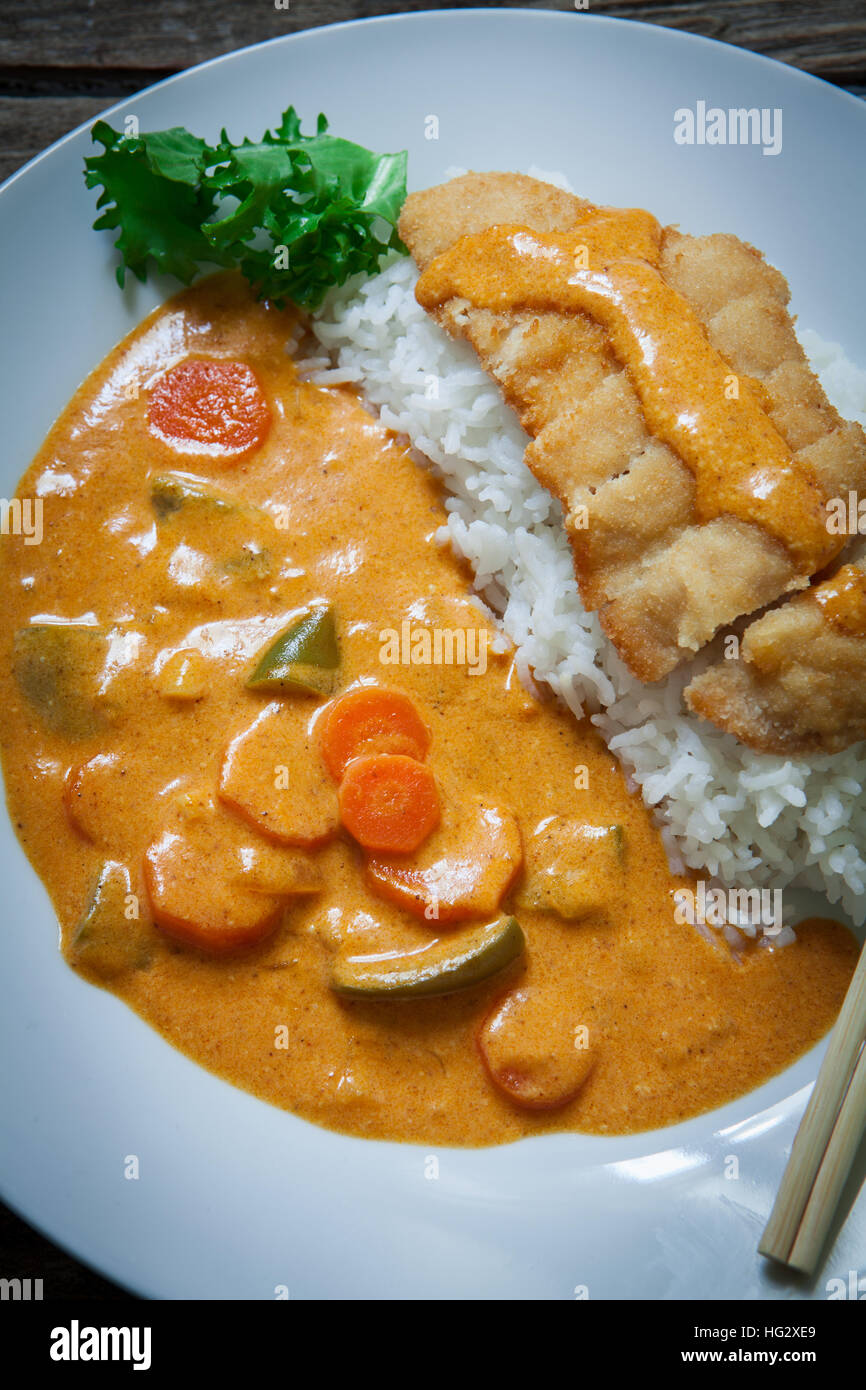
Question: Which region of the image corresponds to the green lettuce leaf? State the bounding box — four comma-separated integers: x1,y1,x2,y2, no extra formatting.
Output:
83,107,408,307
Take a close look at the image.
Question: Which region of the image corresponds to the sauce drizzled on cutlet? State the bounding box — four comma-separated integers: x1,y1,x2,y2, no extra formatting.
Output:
813,562,866,636
416,208,841,576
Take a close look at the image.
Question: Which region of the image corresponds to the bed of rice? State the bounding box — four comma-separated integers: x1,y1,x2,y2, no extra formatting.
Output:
309,185,866,936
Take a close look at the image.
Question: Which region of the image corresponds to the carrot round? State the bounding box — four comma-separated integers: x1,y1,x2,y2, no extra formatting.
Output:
338,754,440,853
143,793,320,955
319,687,431,781
144,825,284,954
219,702,339,849
365,794,523,924
476,988,596,1111
147,358,271,458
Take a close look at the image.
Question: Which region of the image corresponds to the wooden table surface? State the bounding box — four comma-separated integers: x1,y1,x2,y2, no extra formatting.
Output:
1,0,863,1302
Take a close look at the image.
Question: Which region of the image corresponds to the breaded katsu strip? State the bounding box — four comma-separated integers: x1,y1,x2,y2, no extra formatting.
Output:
686,563,866,755
399,174,866,682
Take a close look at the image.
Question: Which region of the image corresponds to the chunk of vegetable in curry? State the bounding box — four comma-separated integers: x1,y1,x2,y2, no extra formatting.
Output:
477,985,597,1111
144,790,323,954
246,607,340,696
319,686,431,778
219,701,340,848
69,861,153,980
150,470,279,598
150,471,243,520
149,359,272,459
13,625,115,737
517,818,626,920
332,915,525,1000
154,648,209,701
365,790,523,923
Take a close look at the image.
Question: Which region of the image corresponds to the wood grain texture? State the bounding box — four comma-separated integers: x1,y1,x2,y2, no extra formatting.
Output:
0,96,108,182
0,1,865,81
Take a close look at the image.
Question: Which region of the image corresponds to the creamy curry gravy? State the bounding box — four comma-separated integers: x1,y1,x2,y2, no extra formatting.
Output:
0,274,856,1146
814,563,866,637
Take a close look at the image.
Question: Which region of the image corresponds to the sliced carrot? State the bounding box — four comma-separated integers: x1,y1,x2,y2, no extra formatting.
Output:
477,987,596,1111
365,790,522,924
338,754,440,853
219,701,339,848
319,687,431,781
147,358,271,459
144,790,320,954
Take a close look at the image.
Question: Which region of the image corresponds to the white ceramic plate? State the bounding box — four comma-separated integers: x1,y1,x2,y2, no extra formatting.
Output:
1,9,864,1300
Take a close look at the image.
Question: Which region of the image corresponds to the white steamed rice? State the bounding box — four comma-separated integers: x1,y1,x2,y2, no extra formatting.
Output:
311,193,866,932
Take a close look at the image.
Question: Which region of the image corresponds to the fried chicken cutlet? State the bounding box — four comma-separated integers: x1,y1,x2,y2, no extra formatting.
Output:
685,561,866,755
399,173,866,694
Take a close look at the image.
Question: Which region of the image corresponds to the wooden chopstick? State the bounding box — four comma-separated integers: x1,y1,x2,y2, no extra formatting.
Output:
759,939,866,1273
787,1040,866,1272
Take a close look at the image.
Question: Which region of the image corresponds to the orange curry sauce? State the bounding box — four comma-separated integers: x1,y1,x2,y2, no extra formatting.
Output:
0,275,856,1145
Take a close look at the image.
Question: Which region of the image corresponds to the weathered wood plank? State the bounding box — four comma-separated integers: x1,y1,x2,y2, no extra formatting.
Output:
0,96,109,182
1,1,865,84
